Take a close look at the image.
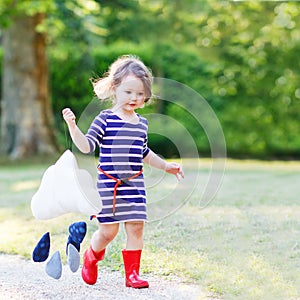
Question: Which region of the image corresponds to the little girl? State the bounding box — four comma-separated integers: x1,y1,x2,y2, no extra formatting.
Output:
62,55,184,288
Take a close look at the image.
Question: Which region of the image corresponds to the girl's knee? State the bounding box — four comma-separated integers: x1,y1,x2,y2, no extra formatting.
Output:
99,224,119,243
125,222,144,238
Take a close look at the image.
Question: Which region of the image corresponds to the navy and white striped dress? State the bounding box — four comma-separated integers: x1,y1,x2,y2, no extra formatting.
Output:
85,109,150,223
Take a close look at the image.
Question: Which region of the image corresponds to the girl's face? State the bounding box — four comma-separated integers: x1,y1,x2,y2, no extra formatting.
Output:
113,75,145,114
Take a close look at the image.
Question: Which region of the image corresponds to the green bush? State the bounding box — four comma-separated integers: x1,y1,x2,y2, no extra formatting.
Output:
46,42,300,159
49,42,213,157
0,48,2,103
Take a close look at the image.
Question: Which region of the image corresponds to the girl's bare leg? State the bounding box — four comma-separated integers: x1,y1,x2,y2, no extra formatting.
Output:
124,221,144,249
91,223,119,252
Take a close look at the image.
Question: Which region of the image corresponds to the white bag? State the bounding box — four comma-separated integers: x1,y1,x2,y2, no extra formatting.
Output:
31,150,101,220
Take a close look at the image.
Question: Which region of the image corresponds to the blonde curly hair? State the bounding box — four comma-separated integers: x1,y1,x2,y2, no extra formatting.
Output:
92,55,153,103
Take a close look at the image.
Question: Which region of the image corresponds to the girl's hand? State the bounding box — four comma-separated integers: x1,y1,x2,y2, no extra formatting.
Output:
62,108,76,129
165,162,184,181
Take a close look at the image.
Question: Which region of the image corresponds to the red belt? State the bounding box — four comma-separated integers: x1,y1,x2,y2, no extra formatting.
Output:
90,167,143,219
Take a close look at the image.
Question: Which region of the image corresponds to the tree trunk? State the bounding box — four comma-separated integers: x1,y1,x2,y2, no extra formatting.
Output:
1,13,59,159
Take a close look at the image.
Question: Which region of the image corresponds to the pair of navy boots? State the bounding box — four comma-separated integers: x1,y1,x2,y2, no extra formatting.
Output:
32,222,86,279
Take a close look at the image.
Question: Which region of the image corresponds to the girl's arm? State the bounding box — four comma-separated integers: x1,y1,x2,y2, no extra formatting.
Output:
62,108,90,154
143,150,184,181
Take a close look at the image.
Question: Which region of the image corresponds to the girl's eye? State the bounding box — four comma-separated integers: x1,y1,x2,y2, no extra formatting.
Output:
126,91,131,94
138,93,144,97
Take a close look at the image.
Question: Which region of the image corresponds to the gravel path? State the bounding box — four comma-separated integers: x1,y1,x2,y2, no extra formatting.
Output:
0,255,206,300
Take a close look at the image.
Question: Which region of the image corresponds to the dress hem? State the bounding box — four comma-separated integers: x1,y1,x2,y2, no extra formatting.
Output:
97,218,147,224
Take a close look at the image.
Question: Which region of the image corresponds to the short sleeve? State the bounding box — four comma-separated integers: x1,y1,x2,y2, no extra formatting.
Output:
141,117,150,158
85,111,108,153
142,136,150,158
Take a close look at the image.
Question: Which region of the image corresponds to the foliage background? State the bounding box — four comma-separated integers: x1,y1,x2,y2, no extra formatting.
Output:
1,0,300,159
1,2,300,299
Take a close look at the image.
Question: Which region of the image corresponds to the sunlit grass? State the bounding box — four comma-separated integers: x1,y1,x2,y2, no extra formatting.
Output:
0,159,300,299
142,203,300,299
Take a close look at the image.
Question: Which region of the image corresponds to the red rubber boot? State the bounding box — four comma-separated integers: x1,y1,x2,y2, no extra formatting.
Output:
122,249,149,288
81,246,105,285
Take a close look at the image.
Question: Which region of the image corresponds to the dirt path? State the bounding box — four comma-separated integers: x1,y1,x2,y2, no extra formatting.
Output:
0,255,207,300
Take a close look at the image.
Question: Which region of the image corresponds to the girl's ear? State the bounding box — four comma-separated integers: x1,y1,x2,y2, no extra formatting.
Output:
111,86,117,104
111,85,116,97
111,84,115,93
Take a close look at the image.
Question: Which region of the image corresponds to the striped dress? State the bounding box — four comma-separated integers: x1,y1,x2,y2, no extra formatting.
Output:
85,109,150,223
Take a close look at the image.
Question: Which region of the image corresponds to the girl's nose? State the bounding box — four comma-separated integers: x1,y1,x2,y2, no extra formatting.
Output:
131,93,137,100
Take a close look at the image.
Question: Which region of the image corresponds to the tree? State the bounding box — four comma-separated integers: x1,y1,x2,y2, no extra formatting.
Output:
1,13,60,159
0,0,102,159
194,0,300,157
1,1,59,159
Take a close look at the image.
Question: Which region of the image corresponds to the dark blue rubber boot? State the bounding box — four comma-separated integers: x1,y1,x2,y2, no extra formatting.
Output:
32,232,50,262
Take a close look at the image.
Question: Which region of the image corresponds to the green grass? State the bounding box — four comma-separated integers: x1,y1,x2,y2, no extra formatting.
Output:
0,158,300,299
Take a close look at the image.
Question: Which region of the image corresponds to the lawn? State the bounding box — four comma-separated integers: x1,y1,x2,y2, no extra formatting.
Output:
0,158,300,300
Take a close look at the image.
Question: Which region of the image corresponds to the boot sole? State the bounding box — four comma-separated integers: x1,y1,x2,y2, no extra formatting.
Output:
126,282,149,289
